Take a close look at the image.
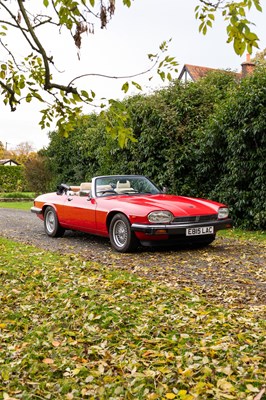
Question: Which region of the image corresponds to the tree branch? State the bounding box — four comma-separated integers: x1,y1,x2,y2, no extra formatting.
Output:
0,39,26,72
68,56,160,86
16,0,78,95
17,0,52,89
0,0,41,54
198,0,225,9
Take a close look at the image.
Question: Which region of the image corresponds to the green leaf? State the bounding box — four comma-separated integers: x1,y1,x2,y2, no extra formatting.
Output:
19,80,25,89
132,81,142,91
158,70,165,81
72,93,82,102
43,0,49,7
148,53,158,60
199,21,204,33
13,86,21,96
62,96,70,104
233,38,246,55
245,32,259,41
123,0,131,7
31,92,44,101
121,82,129,93
26,93,32,103
81,90,89,98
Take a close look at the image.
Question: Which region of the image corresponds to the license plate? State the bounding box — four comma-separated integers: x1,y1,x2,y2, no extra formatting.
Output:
186,226,214,236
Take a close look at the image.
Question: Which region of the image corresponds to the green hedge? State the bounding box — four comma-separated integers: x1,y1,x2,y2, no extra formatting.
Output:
0,166,28,192
44,69,266,230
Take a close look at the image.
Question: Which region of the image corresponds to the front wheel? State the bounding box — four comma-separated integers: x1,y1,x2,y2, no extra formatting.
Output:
109,213,139,252
44,206,65,237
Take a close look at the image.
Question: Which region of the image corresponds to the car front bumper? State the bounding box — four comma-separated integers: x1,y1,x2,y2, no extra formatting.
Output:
31,206,43,215
131,218,233,235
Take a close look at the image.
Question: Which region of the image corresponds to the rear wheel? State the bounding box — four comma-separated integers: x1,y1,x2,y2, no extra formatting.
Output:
44,206,65,237
109,213,139,252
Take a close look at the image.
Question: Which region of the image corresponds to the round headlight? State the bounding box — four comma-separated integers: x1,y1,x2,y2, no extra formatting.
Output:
218,207,229,219
148,210,173,223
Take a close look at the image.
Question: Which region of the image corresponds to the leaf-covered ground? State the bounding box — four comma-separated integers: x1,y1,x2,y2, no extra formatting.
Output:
0,237,265,400
0,209,265,308
105,234,266,309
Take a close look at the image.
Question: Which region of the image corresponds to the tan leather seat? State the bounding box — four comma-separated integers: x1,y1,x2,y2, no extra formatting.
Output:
79,182,92,196
116,180,135,193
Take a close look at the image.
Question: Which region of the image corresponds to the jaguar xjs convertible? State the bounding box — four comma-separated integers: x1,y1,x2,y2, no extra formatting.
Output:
31,175,233,252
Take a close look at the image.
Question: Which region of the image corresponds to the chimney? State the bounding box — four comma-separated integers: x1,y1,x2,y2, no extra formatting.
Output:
241,54,255,77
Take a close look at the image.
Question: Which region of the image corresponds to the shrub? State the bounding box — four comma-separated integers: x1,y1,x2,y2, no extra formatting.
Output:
0,166,28,192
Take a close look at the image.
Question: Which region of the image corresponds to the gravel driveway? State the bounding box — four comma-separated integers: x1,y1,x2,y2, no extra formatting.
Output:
0,208,265,307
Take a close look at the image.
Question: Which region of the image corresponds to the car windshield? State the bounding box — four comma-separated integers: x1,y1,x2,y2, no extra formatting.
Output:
95,175,161,197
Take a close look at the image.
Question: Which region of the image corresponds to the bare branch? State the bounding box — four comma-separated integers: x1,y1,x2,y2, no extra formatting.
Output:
0,0,42,54
0,38,27,72
68,56,160,86
198,0,225,8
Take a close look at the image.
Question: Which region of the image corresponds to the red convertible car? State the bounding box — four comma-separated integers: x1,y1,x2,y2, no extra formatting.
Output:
31,175,233,252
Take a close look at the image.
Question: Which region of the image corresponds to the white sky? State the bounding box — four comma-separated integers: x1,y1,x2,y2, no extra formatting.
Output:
1,0,265,151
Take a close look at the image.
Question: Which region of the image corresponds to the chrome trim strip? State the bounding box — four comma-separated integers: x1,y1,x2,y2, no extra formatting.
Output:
131,218,233,233
31,206,42,215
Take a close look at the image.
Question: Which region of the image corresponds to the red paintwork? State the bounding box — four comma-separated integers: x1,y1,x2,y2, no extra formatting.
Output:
34,191,226,240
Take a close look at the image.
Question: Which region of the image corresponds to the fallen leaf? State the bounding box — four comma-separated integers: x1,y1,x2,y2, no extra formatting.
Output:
52,340,61,347
165,393,176,399
42,358,54,364
253,387,266,400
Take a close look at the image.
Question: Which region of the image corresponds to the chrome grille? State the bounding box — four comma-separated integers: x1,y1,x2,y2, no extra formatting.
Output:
173,214,218,224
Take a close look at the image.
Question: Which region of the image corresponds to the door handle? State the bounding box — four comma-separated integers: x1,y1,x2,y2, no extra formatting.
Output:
67,198,73,201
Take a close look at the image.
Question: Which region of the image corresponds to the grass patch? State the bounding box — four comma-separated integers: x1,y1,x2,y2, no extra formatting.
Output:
0,192,35,199
0,237,265,400
218,227,266,242
0,201,32,210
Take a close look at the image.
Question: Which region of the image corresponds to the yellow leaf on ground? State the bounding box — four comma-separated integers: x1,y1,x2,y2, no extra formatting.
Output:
165,393,176,399
217,378,235,392
246,384,259,392
72,368,81,376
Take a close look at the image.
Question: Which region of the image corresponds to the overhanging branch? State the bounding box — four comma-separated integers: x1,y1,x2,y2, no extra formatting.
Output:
67,56,160,87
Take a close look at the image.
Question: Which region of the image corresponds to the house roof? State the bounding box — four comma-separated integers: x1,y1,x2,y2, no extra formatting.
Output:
0,159,19,165
178,64,241,82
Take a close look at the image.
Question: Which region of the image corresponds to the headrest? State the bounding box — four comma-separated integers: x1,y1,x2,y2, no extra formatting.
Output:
80,182,92,191
116,180,130,188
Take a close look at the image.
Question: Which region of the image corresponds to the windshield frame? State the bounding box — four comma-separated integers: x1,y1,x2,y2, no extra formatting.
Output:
91,175,161,198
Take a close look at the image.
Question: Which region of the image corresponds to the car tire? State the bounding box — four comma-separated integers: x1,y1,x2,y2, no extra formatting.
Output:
109,213,139,253
44,206,65,238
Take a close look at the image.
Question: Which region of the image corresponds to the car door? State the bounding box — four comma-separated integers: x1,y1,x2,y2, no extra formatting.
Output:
61,193,98,233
